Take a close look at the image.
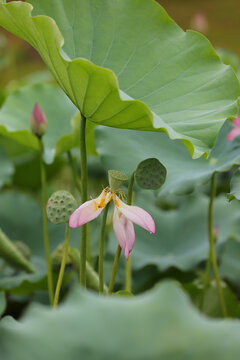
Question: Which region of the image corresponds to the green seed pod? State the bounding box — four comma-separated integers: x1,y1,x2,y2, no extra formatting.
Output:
13,241,32,260
135,158,167,190
0,229,35,273
108,170,128,192
47,190,77,225
51,243,71,267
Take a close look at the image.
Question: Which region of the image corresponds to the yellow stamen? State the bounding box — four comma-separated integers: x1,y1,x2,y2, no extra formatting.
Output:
114,199,119,207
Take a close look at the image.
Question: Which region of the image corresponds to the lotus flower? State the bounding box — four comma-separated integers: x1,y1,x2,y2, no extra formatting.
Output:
69,189,155,259
227,115,240,141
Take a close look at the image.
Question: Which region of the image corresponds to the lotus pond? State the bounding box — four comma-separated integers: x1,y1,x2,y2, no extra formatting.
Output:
1,1,240,359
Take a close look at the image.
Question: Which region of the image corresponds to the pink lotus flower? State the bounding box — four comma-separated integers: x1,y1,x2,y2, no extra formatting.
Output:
69,188,155,259
227,115,240,141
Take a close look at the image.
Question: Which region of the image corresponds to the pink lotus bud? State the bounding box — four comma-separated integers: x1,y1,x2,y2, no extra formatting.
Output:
30,103,47,137
190,12,208,34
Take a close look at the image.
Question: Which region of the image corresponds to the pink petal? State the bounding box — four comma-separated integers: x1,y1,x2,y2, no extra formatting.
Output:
69,199,103,228
113,207,135,260
116,197,155,234
32,103,47,126
227,127,240,141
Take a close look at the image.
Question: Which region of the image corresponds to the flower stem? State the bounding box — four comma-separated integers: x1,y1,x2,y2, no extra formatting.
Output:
67,151,81,194
99,202,110,294
208,172,227,317
108,245,122,295
39,138,54,306
53,225,70,308
68,248,108,293
79,115,88,286
125,171,135,292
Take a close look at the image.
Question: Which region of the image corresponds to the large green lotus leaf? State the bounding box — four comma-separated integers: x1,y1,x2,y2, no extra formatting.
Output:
96,121,240,195
1,282,240,359
0,83,78,163
0,147,14,188
0,1,239,158
108,192,240,272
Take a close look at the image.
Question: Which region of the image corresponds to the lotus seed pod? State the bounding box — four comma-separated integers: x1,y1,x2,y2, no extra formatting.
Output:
51,243,71,267
135,158,167,190
47,190,77,224
108,170,128,192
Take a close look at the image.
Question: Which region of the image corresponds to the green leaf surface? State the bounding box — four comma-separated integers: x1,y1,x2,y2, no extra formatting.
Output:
0,1,239,158
1,282,240,359
184,281,240,318
228,168,240,201
108,192,240,272
0,84,77,163
0,292,6,316
96,121,240,195
0,147,13,188
219,240,240,286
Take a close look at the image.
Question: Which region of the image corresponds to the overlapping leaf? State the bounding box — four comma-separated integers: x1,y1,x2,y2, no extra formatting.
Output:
1,282,240,359
96,121,240,195
0,0,239,158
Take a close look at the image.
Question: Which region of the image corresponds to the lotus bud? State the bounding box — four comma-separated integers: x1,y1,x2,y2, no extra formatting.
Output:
30,103,47,137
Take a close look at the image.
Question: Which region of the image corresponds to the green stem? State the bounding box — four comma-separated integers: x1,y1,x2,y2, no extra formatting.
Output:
67,151,81,194
79,115,88,287
108,245,122,295
125,171,135,292
53,225,70,308
125,255,132,292
99,203,110,294
208,173,227,317
39,138,54,305
68,248,108,293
